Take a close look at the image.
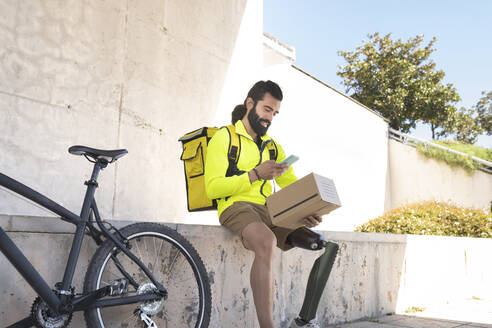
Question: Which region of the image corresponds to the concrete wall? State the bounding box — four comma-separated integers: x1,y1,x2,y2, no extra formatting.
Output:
0,0,250,223
0,0,392,233
1,216,491,327
386,139,492,211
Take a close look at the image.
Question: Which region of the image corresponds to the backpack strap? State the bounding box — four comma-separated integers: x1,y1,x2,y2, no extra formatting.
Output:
224,125,243,177
266,138,278,161
225,125,240,164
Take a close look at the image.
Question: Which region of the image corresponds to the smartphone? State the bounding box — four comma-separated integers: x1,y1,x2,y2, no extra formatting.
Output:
281,154,299,166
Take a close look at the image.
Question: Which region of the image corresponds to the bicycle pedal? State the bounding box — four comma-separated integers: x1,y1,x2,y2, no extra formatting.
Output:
109,278,128,296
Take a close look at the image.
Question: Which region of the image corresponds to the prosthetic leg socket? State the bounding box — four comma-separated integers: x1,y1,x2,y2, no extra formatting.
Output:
298,241,339,322
286,226,327,251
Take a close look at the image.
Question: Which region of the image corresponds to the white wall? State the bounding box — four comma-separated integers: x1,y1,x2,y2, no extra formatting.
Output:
0,0,249,223
212,0,264,126
258,63,389,231
185,0,266,225
387,140,492,211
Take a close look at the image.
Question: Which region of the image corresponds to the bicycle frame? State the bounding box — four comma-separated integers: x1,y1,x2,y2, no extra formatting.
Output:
0,161,165,325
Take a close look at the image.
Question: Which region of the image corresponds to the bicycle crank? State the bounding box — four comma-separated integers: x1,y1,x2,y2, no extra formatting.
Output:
31,297,72,328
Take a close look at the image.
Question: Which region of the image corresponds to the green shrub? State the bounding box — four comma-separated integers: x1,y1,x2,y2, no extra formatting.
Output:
416,140,492,173
355,202,491,238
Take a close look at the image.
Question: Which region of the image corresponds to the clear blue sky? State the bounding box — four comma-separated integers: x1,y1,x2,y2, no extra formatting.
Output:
264,0,491,148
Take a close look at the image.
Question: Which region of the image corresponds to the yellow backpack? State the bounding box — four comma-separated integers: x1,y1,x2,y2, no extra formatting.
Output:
179,125,277,212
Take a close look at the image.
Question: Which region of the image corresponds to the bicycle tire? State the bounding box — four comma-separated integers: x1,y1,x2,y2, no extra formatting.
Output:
83,222,211,327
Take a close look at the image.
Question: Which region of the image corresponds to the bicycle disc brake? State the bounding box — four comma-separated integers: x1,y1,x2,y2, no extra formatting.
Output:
31,297,72,328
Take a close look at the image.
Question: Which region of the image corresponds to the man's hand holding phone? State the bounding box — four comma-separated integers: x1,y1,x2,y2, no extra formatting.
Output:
248,155,298,183
253,160,288,181
281,154,299,166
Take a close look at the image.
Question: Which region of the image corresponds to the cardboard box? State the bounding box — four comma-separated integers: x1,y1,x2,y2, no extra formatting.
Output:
266,173,341,229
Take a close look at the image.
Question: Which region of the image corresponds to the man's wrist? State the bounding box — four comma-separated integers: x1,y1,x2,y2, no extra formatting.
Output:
248,169,260,183
253,168,261,180
248,170,256,184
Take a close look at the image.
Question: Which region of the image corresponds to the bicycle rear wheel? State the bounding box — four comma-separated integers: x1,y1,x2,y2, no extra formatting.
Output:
83,222,211,327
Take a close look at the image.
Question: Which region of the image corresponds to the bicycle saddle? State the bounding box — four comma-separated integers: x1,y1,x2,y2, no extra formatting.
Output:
68,145,128,163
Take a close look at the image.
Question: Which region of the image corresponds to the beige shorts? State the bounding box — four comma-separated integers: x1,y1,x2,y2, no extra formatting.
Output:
219,201,294,251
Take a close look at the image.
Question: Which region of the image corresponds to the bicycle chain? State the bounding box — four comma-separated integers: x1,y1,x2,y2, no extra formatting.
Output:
31,297,72,328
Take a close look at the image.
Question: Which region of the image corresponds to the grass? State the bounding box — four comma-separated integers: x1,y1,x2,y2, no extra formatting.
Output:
416,140,492,173
434,140,492,161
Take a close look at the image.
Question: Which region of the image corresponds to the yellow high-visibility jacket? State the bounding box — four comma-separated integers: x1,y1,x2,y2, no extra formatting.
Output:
205,120,298,216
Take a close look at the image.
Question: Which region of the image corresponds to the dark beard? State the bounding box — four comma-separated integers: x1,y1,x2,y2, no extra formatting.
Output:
247,104,270,137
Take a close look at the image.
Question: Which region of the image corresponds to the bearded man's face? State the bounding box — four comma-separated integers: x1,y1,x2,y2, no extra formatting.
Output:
248,103,271,136
246,93,280,137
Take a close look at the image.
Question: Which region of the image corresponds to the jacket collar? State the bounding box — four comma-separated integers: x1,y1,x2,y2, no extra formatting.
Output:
235,119,270,142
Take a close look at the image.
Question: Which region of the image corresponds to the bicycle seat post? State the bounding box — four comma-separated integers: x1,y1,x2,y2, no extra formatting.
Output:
85,160,107,188
80,159,108,217
59,159,108,299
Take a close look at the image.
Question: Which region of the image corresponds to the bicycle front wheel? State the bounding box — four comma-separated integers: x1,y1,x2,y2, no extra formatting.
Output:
83,222,211,328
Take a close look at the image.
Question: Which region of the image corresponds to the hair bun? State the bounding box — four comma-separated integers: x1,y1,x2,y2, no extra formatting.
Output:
231,104,247,124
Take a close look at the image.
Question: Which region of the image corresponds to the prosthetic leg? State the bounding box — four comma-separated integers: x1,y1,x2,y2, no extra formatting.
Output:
286,227,339,324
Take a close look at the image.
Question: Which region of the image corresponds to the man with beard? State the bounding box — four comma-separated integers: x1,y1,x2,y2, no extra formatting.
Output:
205,80,322,328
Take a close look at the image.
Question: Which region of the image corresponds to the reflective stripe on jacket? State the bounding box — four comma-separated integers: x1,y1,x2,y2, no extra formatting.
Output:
205,120,298,216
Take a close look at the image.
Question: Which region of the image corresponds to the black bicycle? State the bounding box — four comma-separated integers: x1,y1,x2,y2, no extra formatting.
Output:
0,146,212,328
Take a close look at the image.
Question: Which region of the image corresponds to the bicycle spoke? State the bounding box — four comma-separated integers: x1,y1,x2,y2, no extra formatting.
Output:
134,238,144,264
145,237,155,274
151,237,160,274
88,226,210,328
167,248,181,276
143,236,150,269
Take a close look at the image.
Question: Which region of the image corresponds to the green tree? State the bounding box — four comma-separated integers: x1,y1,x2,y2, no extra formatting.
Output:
337,33,460,137
475,90,492,135
441,91,491,144
446,107,482,144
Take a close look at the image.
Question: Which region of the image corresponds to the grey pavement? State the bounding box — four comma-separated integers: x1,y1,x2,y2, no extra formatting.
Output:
327,314,492,328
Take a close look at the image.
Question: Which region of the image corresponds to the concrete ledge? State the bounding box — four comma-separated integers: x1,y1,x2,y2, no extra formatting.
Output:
0,214,406,243
1,216,490,327
0,214,171,233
